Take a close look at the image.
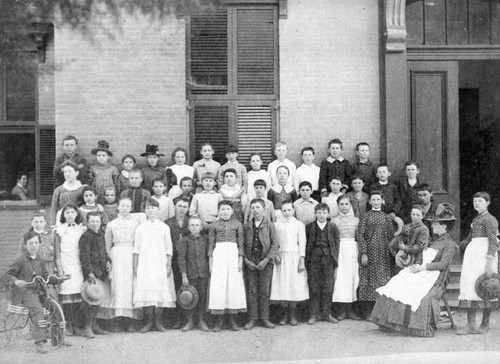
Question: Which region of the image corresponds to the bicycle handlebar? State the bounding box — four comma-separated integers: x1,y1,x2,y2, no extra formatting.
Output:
25,274,61,285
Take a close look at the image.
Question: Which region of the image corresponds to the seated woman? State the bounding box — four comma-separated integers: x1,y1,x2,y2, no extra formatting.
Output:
11,172,31,200
369,203,457,337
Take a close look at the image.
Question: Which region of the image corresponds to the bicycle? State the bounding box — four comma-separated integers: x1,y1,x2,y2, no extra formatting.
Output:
1,274,67,349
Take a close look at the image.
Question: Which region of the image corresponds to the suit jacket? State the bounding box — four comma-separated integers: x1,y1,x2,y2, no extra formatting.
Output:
243,217,279,263
305,220,340,268
79,229,109,280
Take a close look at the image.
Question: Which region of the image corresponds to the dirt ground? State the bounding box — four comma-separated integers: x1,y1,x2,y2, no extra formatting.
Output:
2,291,500,364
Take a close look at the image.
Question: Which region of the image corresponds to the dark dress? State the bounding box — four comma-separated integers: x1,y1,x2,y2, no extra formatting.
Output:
370,233,457,337
357,210,394,301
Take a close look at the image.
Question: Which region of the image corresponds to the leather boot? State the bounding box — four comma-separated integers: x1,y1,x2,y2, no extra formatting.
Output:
289,307,298,326
198,312,210,332
213,316,223,332
182,310,194,332
154,308,166,332
229,314,240,331
140,308,154,333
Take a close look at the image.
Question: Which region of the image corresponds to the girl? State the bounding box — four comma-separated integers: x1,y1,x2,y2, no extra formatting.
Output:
218,169,248,223
116,154,136,195
357,191,395,318
54,203,86,336
267,166,298,219
89,140,119,205
245,153,271,201
166,147,194,199
397,161,424,224
270,201,309,325
78,186,104,224
133,198,176,333
331,195,362,320
50,161,87,226
322,177,344,218
457,192,499,335
98,197,146,331
208,200,247,332
140,144,167,194
346,175,369,218
102,186,118,229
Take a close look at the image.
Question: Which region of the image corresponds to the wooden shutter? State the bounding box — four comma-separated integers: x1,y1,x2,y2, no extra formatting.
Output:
237,105,273,168
189,9,228,95
6,59,37,122
236,9,276,95
193,105,229,164
37,125,55,203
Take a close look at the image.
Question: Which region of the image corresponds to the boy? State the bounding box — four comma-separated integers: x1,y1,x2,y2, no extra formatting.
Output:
389,204,429,268
267,141,296,187
305,203,340,324
243,198,279,330
165,197,191,329
294,147,321,202
177,216,210,332
193,143,221,193
319,139,351,196
346,175,369,217
218,145,248,189
151,178,175,222
417,183,437,230
189,172,223,227
244,179,276,223
173,176,194,206
79,211,111,338
293,181,319,226
133,199,176,333
140,144,168,194
370,164,401,218
350,142,376,190
6,231,67,353
120,169,151,213
53,135,88,187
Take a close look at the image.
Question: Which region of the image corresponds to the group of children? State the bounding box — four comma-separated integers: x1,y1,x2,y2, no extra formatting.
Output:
7,134,469,353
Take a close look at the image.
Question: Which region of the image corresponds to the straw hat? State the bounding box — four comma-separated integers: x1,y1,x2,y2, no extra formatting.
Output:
475,273,500,301
81,279,109,306
425,203,456,222
177,285,199,310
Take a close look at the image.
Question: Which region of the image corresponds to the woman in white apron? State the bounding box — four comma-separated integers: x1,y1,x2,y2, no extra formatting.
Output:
457,192,499,335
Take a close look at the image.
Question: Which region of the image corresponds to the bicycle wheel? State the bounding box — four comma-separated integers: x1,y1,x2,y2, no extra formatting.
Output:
44,299,65,348
2,312,29,347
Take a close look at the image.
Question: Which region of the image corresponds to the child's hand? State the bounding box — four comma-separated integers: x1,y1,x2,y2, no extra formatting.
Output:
275,254,281,264
245,258,257,271
59,274,71,282
398,241,406,251
88,272,96,282
410,264,425,273
389,212,396,220
14,279,27,288
361,254,368,266
182,277,189,287
256,258,269,271
106,261,112,272
298,257,305,273
486,259,495,277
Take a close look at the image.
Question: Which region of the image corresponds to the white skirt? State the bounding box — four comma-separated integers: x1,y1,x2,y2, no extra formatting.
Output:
270,251,309,301
208,243,247,313
332,238,359,303
459,237,499,302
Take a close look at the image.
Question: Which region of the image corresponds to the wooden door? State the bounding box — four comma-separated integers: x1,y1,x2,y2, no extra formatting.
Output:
407,61,459,239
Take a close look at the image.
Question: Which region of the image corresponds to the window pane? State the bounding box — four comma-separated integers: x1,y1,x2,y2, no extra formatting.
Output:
6,58,37,122
190,10,228,94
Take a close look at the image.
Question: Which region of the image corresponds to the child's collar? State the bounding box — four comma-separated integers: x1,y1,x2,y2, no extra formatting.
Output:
326,156,344,162
378,180,389,185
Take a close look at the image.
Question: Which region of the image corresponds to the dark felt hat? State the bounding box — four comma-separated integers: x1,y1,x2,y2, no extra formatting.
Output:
140,144,164,157
395,250,415,269
475,273,500,301
426,202,456,222
91,140,113,156
81,279,110,306
177,285,199,310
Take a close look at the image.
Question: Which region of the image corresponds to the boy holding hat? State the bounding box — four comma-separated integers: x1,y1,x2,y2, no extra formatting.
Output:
177,216,210,332
79,211,111,338
89,140,119,205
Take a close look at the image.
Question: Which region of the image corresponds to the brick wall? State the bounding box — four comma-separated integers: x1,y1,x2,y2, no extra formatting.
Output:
279,0,381,166
54,10,187,169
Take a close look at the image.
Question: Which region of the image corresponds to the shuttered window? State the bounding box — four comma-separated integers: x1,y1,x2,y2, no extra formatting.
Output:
187,3,278,167
38,125,55,201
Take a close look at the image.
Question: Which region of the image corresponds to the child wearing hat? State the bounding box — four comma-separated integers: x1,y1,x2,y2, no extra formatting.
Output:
218,145,248,188
89,140,119,205
79,211,111,338
177,216,210,332
6,231,69,353
140,144,167,194
133,198,176,333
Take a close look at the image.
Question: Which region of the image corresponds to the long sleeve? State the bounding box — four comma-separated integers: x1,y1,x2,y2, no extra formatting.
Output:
357,214,368,254
164,224,173,257
50,187,61,225
5,257,23,285
266,222,279,261
88,165,95,187
240,164,248,190
392,184,401,215
207,223,216,257
104,224,113,255
426,242,456,272
319,160,328,192
177,237,188,274
485,216,499,256
189,195,199,217
79,233,92,278
298,221,307,257
237,222,245,257
112,166,119,185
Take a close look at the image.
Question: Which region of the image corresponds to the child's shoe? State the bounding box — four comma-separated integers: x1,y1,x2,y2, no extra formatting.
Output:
140,314,154,333
262,319,275,329
244,320,255,330
307,315,317,325
154,313,166,332
213,316,223,332
289,308,298,326
36,341,49,354
325,314,339,324
198,315,210,332
337,309,347,321
229,314,240,331
182,311,194,332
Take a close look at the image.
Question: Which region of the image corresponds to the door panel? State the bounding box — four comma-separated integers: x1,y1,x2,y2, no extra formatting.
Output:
407,61,459,237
